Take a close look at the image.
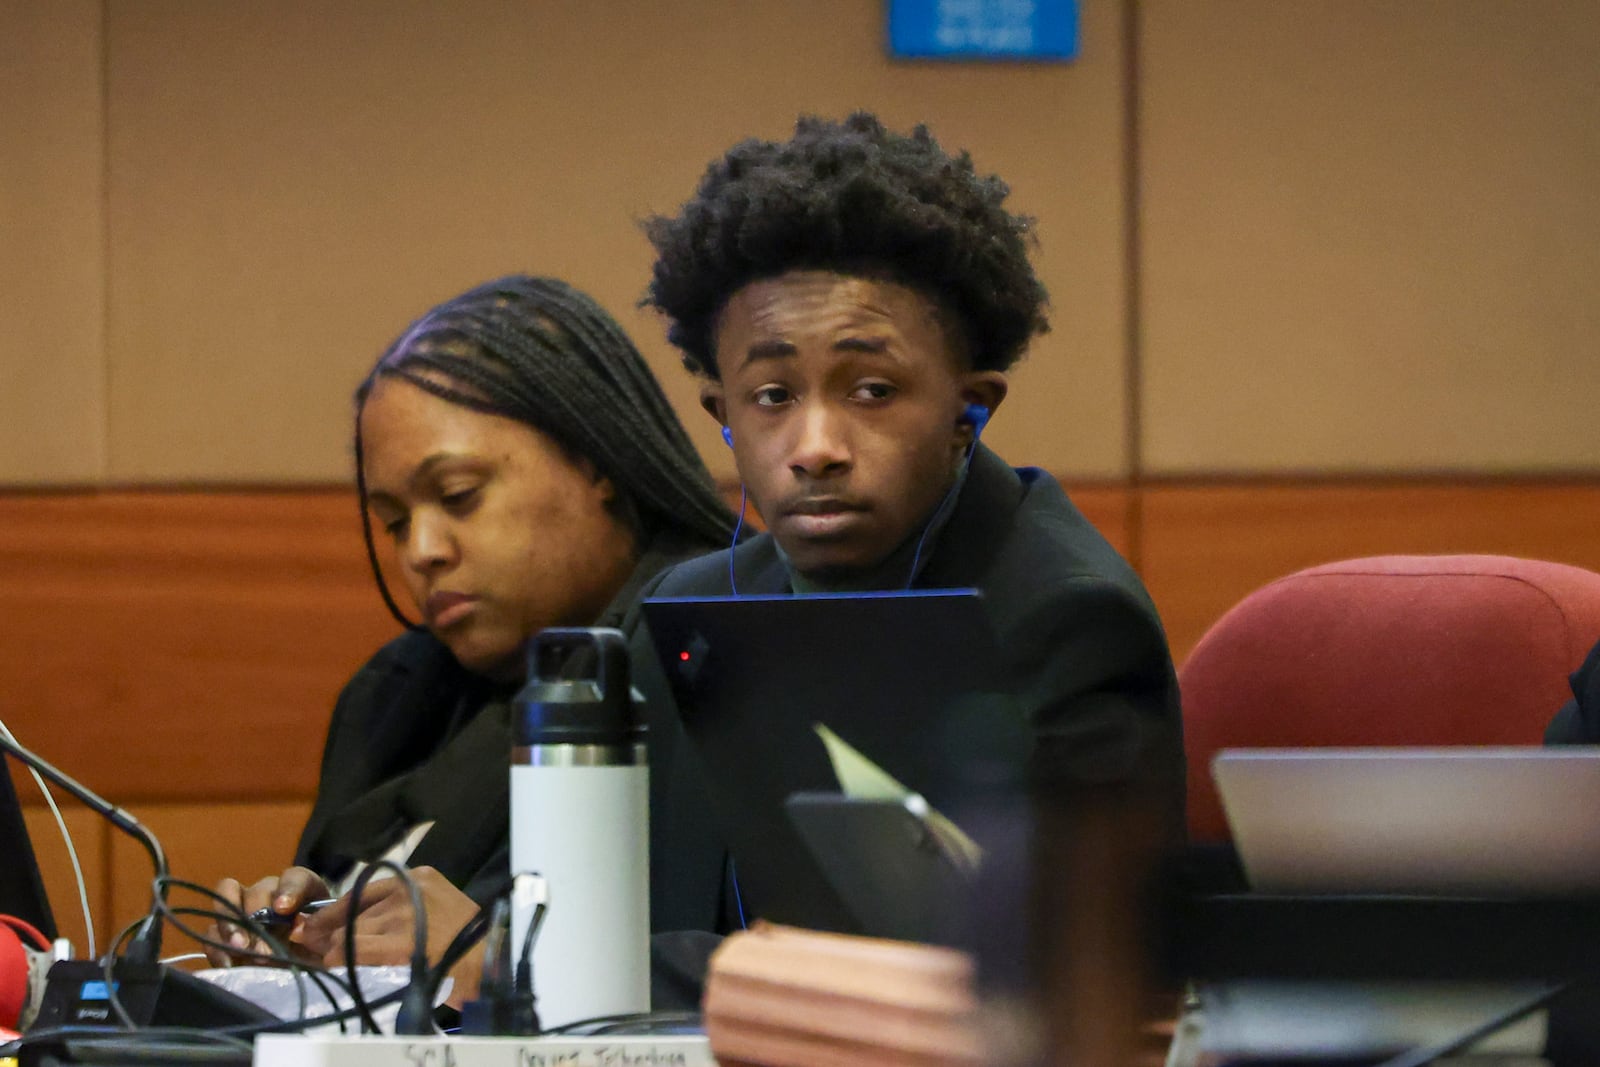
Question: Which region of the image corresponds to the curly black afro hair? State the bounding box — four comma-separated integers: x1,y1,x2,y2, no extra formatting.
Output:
642,112,1050,378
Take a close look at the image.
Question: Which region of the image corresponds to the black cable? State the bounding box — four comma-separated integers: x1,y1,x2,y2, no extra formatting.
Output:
6,864,486,1055
89,884,373,1038
419,868,513,1013
102,915,147,1030
511,896,547,1035
155,877,317,1019
160,905,318,1025
0,728,171,962
51,1039,250,1065
216,984,409,1037
424,901,494,1013
457,900,510,1035
2,983,418,1061
539,1009,704,1036
15,1025,256,1063
343,859,431,1035
180,865,499,1038
151,879,377,1034
151,878,357,1032
1367,982,1570,1067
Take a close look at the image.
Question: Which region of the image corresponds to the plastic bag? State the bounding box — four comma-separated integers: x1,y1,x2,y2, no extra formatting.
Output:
194,965,451,1034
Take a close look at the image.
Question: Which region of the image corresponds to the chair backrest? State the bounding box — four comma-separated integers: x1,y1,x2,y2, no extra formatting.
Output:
1180,554,1600,842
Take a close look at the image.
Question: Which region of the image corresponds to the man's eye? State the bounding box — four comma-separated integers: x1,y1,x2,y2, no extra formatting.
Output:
380,516,408,538
752,386,792,407
852,381,896,401
441,488,478,509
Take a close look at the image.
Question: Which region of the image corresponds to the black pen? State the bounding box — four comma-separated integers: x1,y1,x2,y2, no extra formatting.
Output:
248,897,339,928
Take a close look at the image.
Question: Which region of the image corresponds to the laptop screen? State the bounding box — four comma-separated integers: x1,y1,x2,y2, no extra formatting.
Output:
1214,746,1600,897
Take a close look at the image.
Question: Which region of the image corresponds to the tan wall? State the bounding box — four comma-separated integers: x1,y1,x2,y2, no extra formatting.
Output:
8,2,1597,487
0,0,105,484
6,0,1130,485
1140,1,1600,474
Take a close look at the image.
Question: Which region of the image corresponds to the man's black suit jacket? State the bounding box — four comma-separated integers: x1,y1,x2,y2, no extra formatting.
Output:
631,444,1184,935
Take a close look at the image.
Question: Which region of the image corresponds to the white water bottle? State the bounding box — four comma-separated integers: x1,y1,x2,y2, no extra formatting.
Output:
509,627,649,1030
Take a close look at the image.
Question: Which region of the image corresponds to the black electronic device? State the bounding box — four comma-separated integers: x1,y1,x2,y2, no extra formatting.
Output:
1157,846,1600,984
0,733,276,1054
784,793,976,944
1152,845,1600,1067
0,755,56,940
31,958,274,1031
0,734,165,962
641,589,1024,937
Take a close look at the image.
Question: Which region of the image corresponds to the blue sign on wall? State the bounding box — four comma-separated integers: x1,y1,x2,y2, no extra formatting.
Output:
888,0,1079,62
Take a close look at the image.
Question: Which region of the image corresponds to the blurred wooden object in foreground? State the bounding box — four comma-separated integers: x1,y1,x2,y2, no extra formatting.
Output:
703,922,983,1067
1028,786,1173,1067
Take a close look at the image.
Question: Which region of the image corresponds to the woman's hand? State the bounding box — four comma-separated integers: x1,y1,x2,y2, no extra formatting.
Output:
204,866,332,967
299,866,485,1007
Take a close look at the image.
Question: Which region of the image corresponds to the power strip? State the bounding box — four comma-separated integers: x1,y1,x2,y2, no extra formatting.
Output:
253,1032,715,1067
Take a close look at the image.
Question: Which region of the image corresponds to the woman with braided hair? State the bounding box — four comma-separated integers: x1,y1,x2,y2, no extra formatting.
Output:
205,275,737,1000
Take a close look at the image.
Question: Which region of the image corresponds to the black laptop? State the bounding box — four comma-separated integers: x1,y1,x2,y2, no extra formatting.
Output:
641,589,1027,940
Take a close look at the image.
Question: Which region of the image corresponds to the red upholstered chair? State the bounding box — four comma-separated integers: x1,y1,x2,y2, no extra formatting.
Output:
1180,555,1600,843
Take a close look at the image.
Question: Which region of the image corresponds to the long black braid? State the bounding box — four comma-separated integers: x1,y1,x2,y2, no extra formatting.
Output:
352,275,738,630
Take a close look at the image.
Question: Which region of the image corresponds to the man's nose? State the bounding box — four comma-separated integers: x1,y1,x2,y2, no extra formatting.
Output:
788,403,852,478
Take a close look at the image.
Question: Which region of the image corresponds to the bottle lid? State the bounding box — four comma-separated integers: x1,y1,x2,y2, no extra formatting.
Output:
514,627,644,747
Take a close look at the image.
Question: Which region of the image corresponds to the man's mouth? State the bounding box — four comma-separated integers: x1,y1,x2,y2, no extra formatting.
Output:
784,496,865,516
780,498,867,539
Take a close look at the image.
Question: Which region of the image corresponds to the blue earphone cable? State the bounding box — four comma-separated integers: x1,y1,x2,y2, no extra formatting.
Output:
729,859,750,930
904,403,989,588
727,485,748,596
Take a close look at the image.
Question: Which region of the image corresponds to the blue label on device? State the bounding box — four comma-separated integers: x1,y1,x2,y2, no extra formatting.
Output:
80,980,115,1000
888,0,1079,61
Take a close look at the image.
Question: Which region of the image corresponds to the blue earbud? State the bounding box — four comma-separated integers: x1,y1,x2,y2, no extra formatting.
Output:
721,425,734,448
961,403,991,439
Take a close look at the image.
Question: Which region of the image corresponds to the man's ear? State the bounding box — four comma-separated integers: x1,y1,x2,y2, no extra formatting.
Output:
958,371,1009,432
699,381,728,427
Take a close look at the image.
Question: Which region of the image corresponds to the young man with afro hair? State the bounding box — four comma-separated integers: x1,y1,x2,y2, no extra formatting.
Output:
633,113,1184,940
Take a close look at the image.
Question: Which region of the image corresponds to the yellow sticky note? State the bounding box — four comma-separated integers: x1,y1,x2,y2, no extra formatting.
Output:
814,723,913,801
811,724,983,873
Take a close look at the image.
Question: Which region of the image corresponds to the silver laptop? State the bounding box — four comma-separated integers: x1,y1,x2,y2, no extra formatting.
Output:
1213,747,1600,897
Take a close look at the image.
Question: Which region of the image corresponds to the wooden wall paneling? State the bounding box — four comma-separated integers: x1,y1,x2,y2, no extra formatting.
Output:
0,490,399,802
19,803,108,957
0,0,106,484
1140,481,1600,664
1063,485,1135,564
20,477,1600,956
107,801,313,965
